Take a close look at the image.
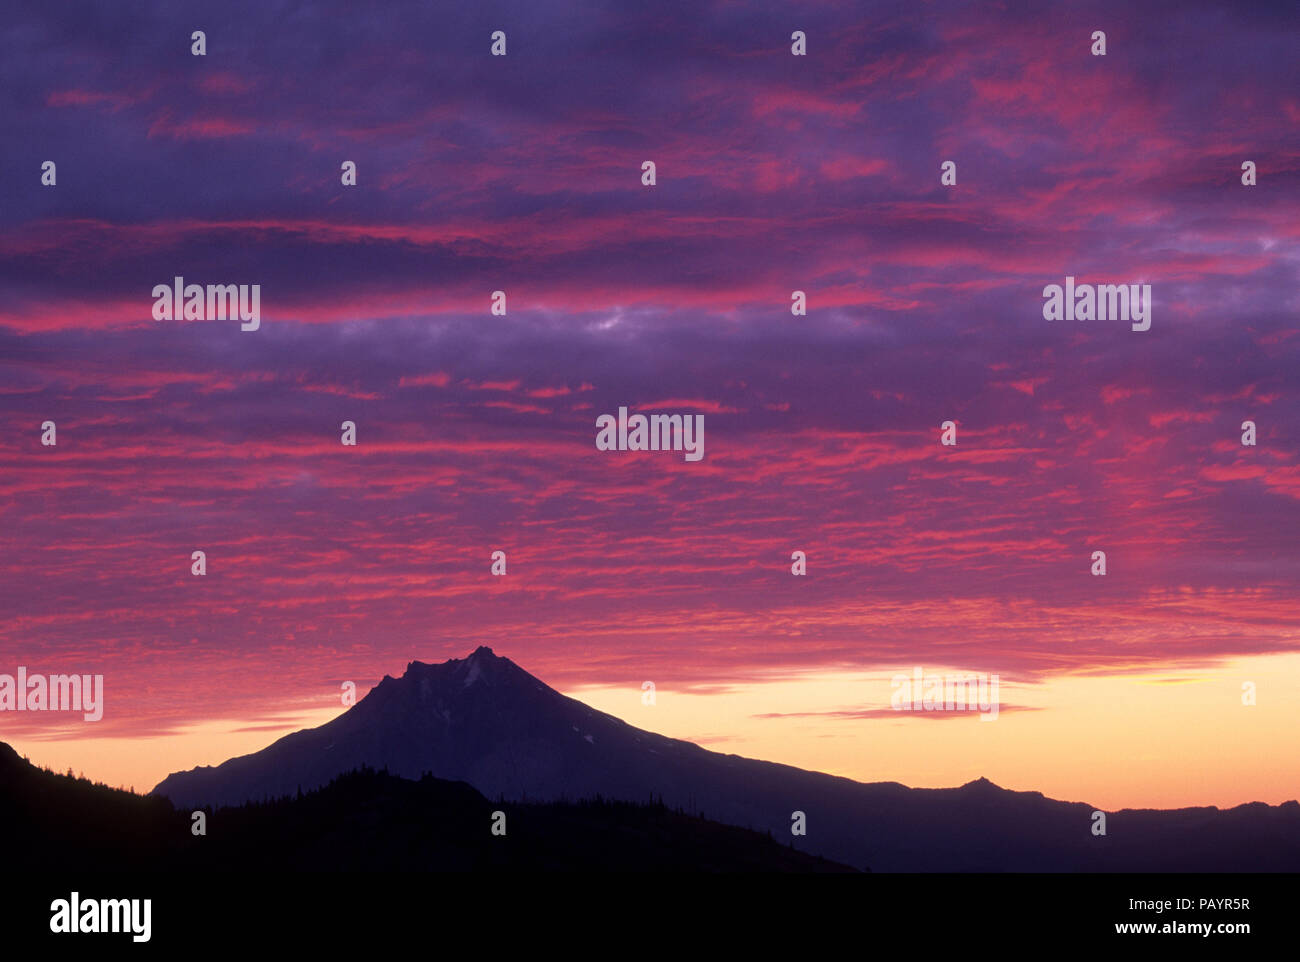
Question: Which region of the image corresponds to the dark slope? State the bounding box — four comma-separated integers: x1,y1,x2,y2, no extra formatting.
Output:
0,742,853,872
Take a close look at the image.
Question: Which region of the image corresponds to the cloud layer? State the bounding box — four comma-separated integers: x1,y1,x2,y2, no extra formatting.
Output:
1,0,1298,743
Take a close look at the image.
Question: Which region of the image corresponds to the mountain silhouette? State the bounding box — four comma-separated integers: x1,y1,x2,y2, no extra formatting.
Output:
151,647,1300,871
0,741,852,872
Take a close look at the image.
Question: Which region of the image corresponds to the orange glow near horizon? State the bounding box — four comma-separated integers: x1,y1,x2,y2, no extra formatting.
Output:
5,654,1297,811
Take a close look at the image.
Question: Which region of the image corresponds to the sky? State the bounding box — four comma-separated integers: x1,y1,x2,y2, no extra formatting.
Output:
1,0,1298,809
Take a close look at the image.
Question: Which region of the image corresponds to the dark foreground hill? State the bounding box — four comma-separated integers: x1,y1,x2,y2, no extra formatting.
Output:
151,647,1300,872
0,742,852,872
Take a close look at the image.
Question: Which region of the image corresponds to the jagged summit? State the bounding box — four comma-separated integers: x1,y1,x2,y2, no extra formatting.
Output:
371,647,522,691
371,647,537,703
406,645,496,669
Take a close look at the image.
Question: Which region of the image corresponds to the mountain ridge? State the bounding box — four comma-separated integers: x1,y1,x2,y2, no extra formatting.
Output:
150,647,1300,871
